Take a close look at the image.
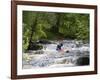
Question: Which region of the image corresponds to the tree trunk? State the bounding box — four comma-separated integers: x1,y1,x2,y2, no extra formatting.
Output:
51,13,62,33
27,15,38,50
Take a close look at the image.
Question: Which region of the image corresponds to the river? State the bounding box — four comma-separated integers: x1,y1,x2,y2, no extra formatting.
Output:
22,40,89,69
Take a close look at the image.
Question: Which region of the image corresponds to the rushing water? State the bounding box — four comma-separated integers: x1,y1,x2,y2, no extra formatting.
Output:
22,40,89,69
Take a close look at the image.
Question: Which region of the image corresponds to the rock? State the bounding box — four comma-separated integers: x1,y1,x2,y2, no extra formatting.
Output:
66,50,69,53
34,50,44,54
28,43,43,50
76,57,89,66
38,40,52,44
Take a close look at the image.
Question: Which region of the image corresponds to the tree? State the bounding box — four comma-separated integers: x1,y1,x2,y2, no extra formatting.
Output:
23,11,89,51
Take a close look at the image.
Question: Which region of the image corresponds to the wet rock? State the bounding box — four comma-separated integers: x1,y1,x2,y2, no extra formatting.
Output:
34,50,44,54
66,50,70,53
38,40,52,44
28,43,43,50
76,57,89,66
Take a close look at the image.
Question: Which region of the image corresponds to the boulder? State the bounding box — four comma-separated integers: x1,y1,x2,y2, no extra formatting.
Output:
38,40,51,44
76,57,89,66
28,43,43,50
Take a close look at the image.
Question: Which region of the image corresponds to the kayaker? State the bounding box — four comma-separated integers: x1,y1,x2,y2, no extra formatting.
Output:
56,43,63,51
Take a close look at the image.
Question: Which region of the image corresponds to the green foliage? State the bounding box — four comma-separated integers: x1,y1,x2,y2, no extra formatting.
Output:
22,11,89,51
